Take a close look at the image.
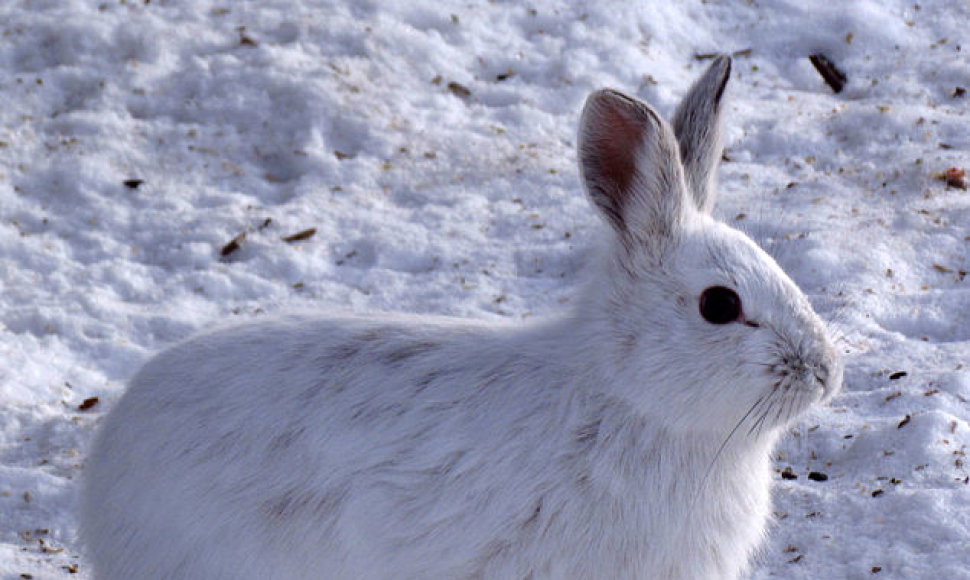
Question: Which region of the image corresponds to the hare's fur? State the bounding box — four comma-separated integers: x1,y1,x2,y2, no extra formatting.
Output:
82,57,841,580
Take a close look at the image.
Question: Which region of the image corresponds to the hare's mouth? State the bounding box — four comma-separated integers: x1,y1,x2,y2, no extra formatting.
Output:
739,365,829,438
783,353,842,403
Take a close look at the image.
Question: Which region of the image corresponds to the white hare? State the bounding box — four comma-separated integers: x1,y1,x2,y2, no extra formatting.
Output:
81,56,841,579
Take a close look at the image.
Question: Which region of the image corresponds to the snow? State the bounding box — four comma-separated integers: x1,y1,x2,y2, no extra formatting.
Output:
1,0,968,577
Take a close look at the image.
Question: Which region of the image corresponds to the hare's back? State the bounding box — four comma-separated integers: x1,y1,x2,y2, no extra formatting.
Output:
88,313,493,485
83,313,498,579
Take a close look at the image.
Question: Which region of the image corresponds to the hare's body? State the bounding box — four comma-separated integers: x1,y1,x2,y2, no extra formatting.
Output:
84,313,775,579
83,57,841,579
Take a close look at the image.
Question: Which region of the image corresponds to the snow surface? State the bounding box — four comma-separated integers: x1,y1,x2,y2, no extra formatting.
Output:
1,0,969,578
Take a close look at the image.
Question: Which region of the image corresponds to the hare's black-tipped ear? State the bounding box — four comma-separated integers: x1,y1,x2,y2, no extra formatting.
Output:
672,55,731,214
578,89,687,246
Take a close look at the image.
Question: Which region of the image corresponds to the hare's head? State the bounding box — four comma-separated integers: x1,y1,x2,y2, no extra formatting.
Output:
578,57,842,438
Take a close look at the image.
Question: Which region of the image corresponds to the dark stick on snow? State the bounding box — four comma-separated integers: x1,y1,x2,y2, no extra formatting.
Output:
281,228,317,243
221,232,246,256
809,54,847,93
694,48,752,61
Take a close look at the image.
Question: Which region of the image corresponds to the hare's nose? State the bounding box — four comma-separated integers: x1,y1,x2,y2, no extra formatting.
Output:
801,339,843,400
819,355,844,399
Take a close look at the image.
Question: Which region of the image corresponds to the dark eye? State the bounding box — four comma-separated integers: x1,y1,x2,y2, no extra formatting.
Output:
699,286,742,325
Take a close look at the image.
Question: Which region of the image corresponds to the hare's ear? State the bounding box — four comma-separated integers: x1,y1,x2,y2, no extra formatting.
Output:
671,55,731,214
578,89,687,248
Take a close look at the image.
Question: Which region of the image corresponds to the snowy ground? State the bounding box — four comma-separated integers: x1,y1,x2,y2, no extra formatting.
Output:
1,0,968,578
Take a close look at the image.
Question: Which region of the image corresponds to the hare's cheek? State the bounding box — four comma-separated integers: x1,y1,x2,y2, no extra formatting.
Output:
733,333,782,384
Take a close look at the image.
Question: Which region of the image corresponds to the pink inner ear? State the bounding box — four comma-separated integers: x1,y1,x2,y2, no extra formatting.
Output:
588,97,644,199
